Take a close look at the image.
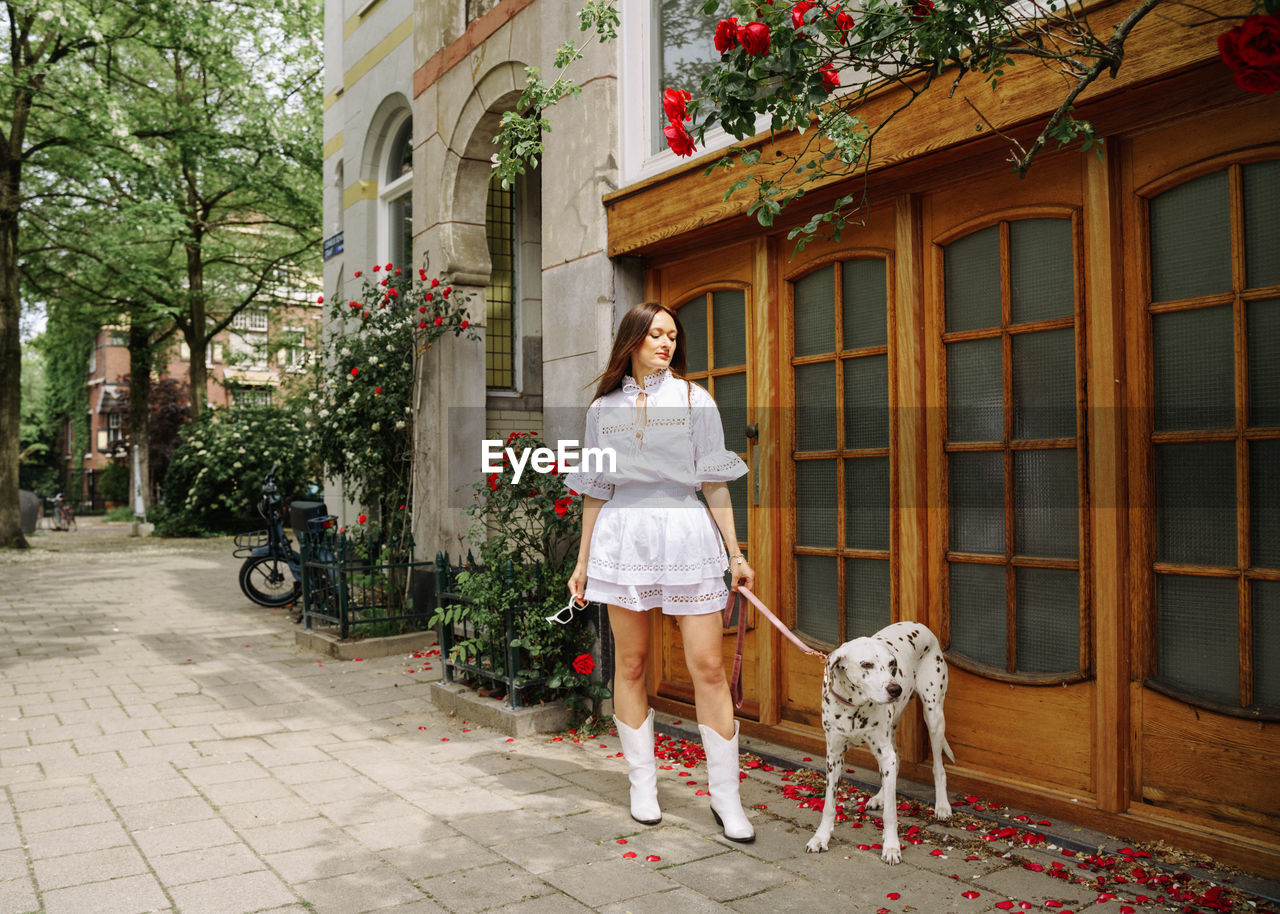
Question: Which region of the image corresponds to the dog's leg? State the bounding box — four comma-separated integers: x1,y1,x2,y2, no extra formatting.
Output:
868,734,902,864
919,653,954,821
805,733,847,853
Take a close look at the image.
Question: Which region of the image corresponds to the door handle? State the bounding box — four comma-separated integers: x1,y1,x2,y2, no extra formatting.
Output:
745,423,759,440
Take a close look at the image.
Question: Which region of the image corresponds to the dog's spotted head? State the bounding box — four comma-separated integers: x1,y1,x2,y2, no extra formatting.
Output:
828,638,903,705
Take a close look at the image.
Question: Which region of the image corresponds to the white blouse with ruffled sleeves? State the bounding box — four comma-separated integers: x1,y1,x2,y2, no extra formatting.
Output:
566,368,749,616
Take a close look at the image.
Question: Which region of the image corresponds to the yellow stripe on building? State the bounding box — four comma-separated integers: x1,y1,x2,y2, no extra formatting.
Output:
344,18,413,94
343,180,378,210
323,132,344,161
344,0,386,39
322,89,343,112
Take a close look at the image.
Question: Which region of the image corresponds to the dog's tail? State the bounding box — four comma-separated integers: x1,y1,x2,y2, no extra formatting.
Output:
942,736,956,764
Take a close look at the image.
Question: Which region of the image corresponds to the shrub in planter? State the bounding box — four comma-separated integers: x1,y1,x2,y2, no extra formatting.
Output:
434,431,610,721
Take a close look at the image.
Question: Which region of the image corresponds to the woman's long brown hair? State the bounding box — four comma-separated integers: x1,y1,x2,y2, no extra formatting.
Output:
591,302,689,403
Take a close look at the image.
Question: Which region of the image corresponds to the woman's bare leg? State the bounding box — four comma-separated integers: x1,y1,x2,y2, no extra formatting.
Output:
678,611,734,739
608,605,652,729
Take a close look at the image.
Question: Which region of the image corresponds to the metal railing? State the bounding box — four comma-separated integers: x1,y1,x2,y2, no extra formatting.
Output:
299,532,432,640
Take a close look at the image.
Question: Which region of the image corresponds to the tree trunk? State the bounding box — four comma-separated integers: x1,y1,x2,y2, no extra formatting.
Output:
0,126,28,548
185,241,208,419
128,323,153,519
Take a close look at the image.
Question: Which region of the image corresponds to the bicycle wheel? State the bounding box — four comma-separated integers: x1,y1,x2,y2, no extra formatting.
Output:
239,555,301,607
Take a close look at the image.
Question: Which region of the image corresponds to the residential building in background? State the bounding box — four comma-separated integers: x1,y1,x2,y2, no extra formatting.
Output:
323,0,1280,874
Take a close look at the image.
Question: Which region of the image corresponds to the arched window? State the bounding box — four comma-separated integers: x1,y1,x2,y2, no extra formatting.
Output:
380,115,412,268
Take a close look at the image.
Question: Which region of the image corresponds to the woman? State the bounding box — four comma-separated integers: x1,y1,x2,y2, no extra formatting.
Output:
565,302,757,843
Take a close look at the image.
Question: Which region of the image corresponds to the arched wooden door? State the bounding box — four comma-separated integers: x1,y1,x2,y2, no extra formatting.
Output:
646,242,769,721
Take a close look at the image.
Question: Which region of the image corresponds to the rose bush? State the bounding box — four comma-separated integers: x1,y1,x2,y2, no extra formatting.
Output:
431,431,609,720
309,263,478,538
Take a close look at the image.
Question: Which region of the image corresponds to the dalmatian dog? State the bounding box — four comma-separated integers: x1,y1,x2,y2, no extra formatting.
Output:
804,621,954,864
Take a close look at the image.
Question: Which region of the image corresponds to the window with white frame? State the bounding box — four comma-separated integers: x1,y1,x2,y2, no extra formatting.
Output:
281,326,309,370
233,386,273,410
618,0,763,185
232,309,269,332
381,114,413,269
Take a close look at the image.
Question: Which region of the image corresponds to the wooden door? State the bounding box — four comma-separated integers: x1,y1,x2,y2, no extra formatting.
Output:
648,243,768,720
1122,106,1280,845
922,155,1097,799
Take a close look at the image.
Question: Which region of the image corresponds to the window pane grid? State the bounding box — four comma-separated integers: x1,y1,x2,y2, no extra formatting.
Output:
1148,159,1280,715
943,218,1082,678
793,259,891,646
485,175,516,390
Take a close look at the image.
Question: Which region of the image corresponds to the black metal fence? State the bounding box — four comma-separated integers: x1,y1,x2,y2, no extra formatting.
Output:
434,552,552,709
299,532,432,640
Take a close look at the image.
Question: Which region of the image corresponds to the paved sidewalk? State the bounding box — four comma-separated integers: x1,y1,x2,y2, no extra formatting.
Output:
1,524,1276,914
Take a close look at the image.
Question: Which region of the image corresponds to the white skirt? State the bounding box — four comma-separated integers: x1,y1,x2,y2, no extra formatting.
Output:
584,482,730,616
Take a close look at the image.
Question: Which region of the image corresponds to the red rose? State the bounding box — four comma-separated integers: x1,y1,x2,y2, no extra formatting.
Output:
820,62,841,92
394,268,401,275
431,278,440,287
375,386,382,394
664,120,697,157
1220,26,1247,70
419,269,427,280
1235,66,1280,93
460,320,469,329
714,17,739,53
662,88,692,124
419,306,427,313
349,300,360,309
372,264,381,272
554,496,572,517
389,288,398,297
487,473,501,491
572,653,594,675
418,321,427,328
426,291,434,301
568,488,579,497
350,367,358,377
737,20,771,55
909,0,933,20
385,263,393,271
792,1,816,29
434,316,444,326
353,270,362,277
1239,13,1280,68
443,287,452,297
358,514,367,524
316,295,324,303
833,9,855,41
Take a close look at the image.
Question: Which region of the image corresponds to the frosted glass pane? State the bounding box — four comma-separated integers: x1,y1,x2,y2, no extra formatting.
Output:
712,289,746,368
795,266,836,357
795,362,837,451
1015,449,1079,559
1012,329,1076,440
796,460,837,548
950,562,1006,668
680,296,708,374
1153,306,1235,432
1249,298,1280,428
797,555,839,645
948,337,1003,442
1252,439,1280,569
1016,567,1080,674
715,371,748,453
846,558,891,640
844,354,889,449
843,259,888,349
1010,218,1074,324
945,225,1001,332
950,451,1005,555
1150,170,1231,302
1155,443,1236,566
728,474,748,547
845,457,890,552
1157,574,1239,706
1254,581,1280,708
1244,160,1280,290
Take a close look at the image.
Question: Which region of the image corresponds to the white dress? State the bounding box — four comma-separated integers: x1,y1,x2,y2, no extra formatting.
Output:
564,367,749,615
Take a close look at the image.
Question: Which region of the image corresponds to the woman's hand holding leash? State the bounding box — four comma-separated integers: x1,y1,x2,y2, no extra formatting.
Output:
728,554,756,595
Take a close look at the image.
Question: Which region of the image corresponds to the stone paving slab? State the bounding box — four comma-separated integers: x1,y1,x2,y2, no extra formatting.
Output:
2,524,1277,914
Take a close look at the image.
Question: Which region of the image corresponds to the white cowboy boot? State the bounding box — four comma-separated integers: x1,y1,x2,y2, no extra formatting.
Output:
614,708,661,825
699,721,755,843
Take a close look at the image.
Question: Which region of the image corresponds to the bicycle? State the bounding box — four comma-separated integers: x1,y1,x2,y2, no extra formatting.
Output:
49,494,76,532
234,464,330,607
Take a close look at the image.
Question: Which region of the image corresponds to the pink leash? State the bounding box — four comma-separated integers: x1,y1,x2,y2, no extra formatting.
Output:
723,585,825,709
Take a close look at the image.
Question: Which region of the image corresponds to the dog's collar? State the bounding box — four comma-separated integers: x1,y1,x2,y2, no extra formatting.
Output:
823,665,861,709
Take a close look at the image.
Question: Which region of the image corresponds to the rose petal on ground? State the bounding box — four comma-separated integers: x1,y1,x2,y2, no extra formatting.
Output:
930,849,947,857
886,893,901,900
645,855,661,862
616,839,627,844
995,903,1015,910
622,851,637,858
961,891,981,899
